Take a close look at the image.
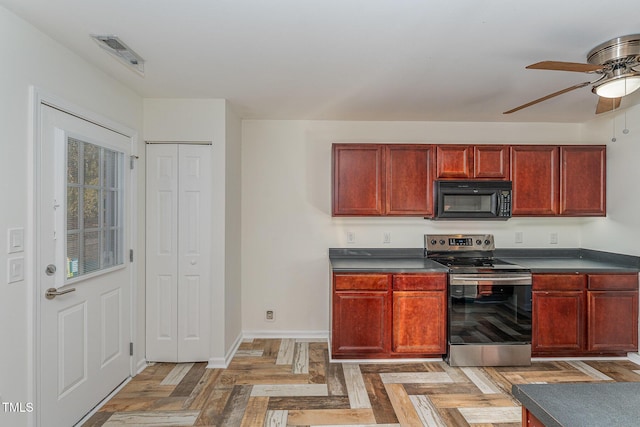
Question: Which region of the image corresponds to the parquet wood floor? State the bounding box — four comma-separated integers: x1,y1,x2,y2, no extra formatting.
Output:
82,339,640,426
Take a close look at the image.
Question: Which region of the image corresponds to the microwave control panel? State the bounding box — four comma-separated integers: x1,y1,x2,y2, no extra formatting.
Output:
498,191,511,217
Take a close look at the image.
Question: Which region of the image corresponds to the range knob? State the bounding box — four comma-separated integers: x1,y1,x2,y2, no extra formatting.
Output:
430,239,437,245
475,239,482,245
439,239,445,245
484,239,491,245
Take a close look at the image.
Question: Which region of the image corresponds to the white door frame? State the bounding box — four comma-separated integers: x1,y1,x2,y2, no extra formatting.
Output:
28,86,139,427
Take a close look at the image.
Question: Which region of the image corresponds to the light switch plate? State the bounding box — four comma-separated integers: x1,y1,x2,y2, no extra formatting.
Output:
8,257,25,283
8,228,24,253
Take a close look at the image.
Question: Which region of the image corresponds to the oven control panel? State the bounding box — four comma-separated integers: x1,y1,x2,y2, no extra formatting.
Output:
425,234,495,252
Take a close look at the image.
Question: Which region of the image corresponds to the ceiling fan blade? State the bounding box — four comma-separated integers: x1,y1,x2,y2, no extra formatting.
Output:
595,96,621,114
526,61,604,73
503,81,591,114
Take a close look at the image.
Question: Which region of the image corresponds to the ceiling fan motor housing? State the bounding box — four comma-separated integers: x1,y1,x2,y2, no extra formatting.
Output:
587,34,640,67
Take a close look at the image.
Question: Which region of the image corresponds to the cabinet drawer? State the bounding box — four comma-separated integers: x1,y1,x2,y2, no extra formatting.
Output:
533,274,586,291
393,274,446,291
588,274,639,291
334,274,390,291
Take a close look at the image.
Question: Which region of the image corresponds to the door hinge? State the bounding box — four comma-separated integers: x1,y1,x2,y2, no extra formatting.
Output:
130,249,134,262
129,155,139,170
129,342,134,356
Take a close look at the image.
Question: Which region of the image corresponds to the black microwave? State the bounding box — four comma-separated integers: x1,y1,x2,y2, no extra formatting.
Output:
433,180,512,220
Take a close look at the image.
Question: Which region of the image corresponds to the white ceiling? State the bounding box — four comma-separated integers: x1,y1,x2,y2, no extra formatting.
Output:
3,0,640,122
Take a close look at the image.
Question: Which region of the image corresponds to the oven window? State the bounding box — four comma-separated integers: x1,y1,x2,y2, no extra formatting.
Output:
449,285,532,345
443,194,493,213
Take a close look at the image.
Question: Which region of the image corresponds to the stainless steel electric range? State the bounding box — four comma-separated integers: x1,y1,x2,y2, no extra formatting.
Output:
425,234,532,367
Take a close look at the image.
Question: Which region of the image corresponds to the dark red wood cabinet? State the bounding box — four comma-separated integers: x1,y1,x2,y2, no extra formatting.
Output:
436,145,509,179
333,143,605,218
392,274,446,354
511,145,606,217
532,274,585,355
532,273,638,357
511,146,560,216
332,144,385,216
560,146,606,216
386,145,436,216
331,274,390,356
332,272,446,358
587,274,638,352
332,144,435,216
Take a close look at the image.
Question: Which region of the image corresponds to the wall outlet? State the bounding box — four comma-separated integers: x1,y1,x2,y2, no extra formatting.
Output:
515,231,523,244
383,232,391,244
346,231,356,244
550,232,558,244
265,310,275,322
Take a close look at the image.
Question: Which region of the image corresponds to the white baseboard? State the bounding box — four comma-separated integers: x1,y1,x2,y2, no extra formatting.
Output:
136,358,147,375
627,352,640,364
207,332,244,369
206,330,330,369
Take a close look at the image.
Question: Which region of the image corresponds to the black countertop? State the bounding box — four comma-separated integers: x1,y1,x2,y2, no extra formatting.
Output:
329,248,640,273
513,382,640,427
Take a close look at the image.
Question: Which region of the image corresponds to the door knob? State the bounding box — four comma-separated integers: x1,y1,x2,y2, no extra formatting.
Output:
45,264,57,276
45,287,76,300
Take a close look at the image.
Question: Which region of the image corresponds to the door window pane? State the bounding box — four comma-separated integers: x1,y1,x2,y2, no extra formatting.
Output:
66,137,124,279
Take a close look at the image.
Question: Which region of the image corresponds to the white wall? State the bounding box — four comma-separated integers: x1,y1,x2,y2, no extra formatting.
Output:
224,103,243,354
240,120,595,336
143,98,242,364
580,103,640,255
0,6,143,427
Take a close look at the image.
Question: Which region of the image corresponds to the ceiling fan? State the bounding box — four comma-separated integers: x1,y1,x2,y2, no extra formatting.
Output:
504,34,640,115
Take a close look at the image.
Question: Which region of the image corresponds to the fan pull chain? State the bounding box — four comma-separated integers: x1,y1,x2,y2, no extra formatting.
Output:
623,112,629,134
611,113,617,142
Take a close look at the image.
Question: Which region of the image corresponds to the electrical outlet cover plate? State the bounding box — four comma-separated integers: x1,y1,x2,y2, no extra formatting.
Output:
265,310,275,321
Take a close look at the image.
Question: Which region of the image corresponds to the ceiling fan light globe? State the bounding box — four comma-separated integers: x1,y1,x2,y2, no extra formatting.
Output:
594,75,640,98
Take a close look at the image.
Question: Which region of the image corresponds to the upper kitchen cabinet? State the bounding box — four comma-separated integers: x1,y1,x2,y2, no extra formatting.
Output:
386,145,435,215
511,145,606,217
332,144,386,215
436,145,509,179
332,143,435,216
560,146,606,216
511,146,560,216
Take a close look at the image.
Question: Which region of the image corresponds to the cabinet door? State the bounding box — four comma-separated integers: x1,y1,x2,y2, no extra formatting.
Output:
523,408,546,427
511,146,559,216
332,291,390,356
560,146,606,216
392,290,446,354
474,145,509,179
332,144,385,216
532,291,584,353
587,290,638,352
436,145,473,178
386,145,435,216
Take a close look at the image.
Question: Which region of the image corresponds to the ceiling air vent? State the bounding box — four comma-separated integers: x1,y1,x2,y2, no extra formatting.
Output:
90,35,145,76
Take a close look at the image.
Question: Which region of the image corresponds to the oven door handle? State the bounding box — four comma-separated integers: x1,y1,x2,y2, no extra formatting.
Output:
451,276,532,282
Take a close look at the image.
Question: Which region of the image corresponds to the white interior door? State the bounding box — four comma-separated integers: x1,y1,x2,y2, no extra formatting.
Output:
38,106,131,426
146,144,211,362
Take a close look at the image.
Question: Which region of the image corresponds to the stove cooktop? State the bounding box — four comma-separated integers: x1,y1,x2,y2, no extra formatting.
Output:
425,233,530,273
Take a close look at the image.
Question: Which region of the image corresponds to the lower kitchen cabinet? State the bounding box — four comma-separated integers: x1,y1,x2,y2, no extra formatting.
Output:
532,274,585,354
587,274,638,352
332,274,390,356
392,274,447,354
331,272,446,358
532,273,638,356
